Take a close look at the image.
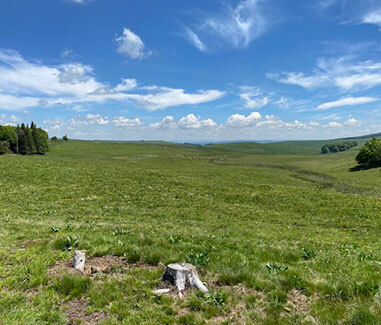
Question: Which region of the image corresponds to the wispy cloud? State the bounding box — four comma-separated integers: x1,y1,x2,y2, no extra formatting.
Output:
115,28,151,60
268,55,381,92
362,9,381,28
239,86,269,109
317,96,378,110
183,27,207,52
183,0,271,51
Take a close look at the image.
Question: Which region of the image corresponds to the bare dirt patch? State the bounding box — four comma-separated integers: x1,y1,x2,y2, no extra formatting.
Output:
64,298,108,325
283,289,309,315
49,255,159,278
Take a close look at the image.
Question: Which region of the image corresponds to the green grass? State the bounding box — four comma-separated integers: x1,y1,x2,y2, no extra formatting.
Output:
0,139,380,324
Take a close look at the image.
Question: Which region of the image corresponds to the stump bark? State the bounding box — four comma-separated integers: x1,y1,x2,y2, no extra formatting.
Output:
73,250,86,272
162,263,208,293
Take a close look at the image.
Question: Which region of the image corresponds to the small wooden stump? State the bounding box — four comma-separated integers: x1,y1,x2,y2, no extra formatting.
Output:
162,263,208,293
73,250,86,272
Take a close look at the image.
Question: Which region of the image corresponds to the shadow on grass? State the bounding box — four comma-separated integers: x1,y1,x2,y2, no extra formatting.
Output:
349,165,378,172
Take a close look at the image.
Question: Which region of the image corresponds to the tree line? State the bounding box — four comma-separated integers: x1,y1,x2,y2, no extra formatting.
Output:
321,141,357,154
0,122,49,155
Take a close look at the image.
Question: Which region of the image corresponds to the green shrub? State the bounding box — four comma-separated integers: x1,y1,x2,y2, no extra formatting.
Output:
0,140,9,154
356,137,381,168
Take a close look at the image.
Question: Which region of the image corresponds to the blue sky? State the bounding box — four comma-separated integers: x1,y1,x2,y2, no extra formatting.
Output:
0,0,380,141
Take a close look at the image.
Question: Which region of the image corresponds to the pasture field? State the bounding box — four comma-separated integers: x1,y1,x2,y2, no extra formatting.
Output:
0,139,380,324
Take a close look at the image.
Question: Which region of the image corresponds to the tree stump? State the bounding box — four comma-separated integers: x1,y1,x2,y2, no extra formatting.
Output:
73,250,86,272
162,263,208,293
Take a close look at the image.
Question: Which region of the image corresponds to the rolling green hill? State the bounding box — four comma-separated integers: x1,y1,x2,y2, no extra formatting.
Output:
207,132,381,155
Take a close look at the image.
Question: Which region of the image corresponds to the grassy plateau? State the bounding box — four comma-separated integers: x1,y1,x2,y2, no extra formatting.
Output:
0,137,380,324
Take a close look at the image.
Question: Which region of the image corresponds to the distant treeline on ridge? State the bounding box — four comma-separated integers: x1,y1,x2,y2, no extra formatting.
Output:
0,122,49,155
321,141,357,154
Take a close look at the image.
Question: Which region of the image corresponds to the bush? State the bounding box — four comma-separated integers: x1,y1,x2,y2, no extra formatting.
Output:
0,140,9,155
51,136,58,141
356,137,381,168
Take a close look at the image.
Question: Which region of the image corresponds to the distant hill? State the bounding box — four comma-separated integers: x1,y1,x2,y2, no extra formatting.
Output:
207,132,381,155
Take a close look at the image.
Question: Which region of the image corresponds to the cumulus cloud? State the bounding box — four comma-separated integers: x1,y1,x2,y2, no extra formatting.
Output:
317,96,378,110
183,0,270,51
150,114,216,130
226,111,261,127
268,56,381,92
149,116,176,129
112,116,142,127
178,114,216,129
327,121,342,127
115,28,149,60
86,113,109,125
344,118,361,126
0,49,224,111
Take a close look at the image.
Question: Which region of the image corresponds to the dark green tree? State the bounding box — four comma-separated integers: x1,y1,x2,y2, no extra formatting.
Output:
17,124,28,155
25,124,37,154
356,137,381,168
35,127,49,154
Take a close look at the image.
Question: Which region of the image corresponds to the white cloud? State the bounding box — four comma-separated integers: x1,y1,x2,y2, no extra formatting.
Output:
115,28,149,60
362,9,381,28
86,113,109,125
268,56,381,92
114,79,137,92
226,111,261,127
184,27,207,52
65,0,86,3
0,50,224,111
344,118,361,126
327,121,342,127
184,0,270,51
112,116,142,127
267,72,329,89
125,88,224,111
149,114,216,130
317,96,378,110
0,93,40,111
67,114,109,127
149,116,176,129
239,87,269,109
178,114,216,129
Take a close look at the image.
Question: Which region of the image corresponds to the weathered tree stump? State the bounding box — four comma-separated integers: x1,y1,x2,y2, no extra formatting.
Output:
162,263,208,293
73,250,86,272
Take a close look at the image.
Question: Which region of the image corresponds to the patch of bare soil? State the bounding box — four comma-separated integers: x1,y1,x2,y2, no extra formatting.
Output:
64,298,108,325
281,289,318,324
49,255,159,278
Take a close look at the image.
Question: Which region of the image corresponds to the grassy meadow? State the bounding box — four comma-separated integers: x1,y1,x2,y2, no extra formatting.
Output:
0,138,380,324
